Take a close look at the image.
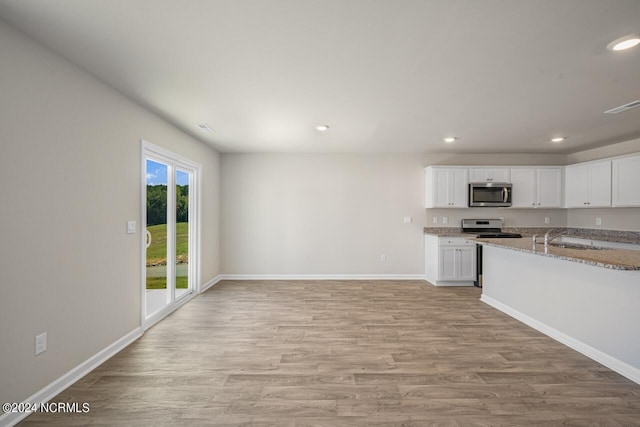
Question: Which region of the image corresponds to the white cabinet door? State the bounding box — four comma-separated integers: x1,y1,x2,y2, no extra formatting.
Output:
432,168,451,207
612,155,640,207
510,168,536,208
565,161,611,208
438,246,476,281
425,167,468,208
439,247,458,281
565,164,589,207
587,161,611,207
450,169,469,207
510,168,561,208
457,247,477,281
536,168,562,208
469,168,510,183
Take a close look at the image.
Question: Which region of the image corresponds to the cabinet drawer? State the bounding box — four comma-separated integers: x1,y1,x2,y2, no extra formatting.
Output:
439,237,475,246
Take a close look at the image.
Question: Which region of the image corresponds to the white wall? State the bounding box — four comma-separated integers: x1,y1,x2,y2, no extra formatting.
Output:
566,137,640,164
0,21,220,406
423,152,568,166
221,154,425,275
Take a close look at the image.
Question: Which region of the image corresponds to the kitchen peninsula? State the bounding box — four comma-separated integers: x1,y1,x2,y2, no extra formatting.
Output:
477,235,640,385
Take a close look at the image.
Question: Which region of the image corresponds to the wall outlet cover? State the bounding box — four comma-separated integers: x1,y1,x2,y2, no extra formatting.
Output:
432,216,438,224
403,216,412,224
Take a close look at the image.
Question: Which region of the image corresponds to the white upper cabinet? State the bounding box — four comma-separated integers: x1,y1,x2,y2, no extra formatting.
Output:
468,168,510,183
536,168,563,208
425,167,468,208
564,161,611,208
612,154,640,207
510,168,537,207
510,167,562,208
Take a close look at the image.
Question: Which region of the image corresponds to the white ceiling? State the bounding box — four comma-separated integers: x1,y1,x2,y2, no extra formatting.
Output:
1,0,639,154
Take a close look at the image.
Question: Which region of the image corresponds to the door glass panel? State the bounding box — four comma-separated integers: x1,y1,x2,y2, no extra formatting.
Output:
175,169,190,300
145,159,170,316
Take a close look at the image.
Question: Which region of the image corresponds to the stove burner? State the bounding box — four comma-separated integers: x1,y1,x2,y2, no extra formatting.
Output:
461,219,522,239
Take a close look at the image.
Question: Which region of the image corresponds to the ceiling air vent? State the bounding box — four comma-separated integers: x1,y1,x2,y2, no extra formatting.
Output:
604,100,640,114
196,123,216,133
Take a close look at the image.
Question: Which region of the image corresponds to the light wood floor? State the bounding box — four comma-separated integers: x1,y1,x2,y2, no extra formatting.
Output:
20,280,640,426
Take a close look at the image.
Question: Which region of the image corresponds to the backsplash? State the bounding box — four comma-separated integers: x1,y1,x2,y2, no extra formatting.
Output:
426,207,640,232
426,207,567,228
567,208,640,232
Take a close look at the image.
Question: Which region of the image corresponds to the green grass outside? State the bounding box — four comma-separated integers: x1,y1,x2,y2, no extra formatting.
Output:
146,222,189,264
146,276,188,289
146,222,189,290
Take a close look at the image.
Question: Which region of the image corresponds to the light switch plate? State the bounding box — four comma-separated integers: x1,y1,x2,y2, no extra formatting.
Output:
596,218,602,226
442,217,449,225
432,216,438,224
35,332,47,355
127,220,136,234
544,217,550,224
403,216,412,224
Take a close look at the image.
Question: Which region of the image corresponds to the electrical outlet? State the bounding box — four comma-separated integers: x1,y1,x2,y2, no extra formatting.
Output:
35,332,47,355
442,217,449,225
544,217,550,224
380,254,387,262
432,216,438,224
596,218,602,226
127,220,136,234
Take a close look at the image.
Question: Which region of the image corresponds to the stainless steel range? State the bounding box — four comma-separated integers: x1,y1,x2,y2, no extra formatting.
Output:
461,219,522,288
461,218,522,238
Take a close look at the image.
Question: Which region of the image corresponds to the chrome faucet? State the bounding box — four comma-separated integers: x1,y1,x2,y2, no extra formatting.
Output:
544,229,567,246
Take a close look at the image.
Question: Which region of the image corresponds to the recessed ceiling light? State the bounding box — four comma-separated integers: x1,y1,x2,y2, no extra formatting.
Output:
196,123,215,133
316,125,330,132
607,34,640,51
443,137,457,143
551,137,566,143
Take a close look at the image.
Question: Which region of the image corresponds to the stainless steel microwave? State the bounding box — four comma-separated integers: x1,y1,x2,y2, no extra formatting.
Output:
469,182,512,207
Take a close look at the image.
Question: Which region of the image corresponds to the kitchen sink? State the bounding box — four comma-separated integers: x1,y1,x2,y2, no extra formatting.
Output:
548,242,612,250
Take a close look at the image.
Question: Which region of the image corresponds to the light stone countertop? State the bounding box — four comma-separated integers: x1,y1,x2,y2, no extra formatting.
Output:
474,237,640,271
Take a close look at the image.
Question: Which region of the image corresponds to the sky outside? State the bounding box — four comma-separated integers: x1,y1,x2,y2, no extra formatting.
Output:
146,159,190,185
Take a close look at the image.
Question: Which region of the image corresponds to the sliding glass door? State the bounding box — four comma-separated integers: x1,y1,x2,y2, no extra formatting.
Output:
145,159,171,316
142,141,199,324
174,169,191,301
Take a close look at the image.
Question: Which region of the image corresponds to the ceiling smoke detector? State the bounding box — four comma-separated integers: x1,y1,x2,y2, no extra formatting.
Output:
603,100,640,114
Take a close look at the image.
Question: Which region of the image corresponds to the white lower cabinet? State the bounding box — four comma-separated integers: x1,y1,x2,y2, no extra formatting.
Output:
425,235,476,286
439,246,476,281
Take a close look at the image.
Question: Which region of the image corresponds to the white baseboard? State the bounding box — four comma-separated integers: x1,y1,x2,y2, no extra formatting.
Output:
200,274,223,293
218,274,427,280
481,294,640,385
0,327,142,427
